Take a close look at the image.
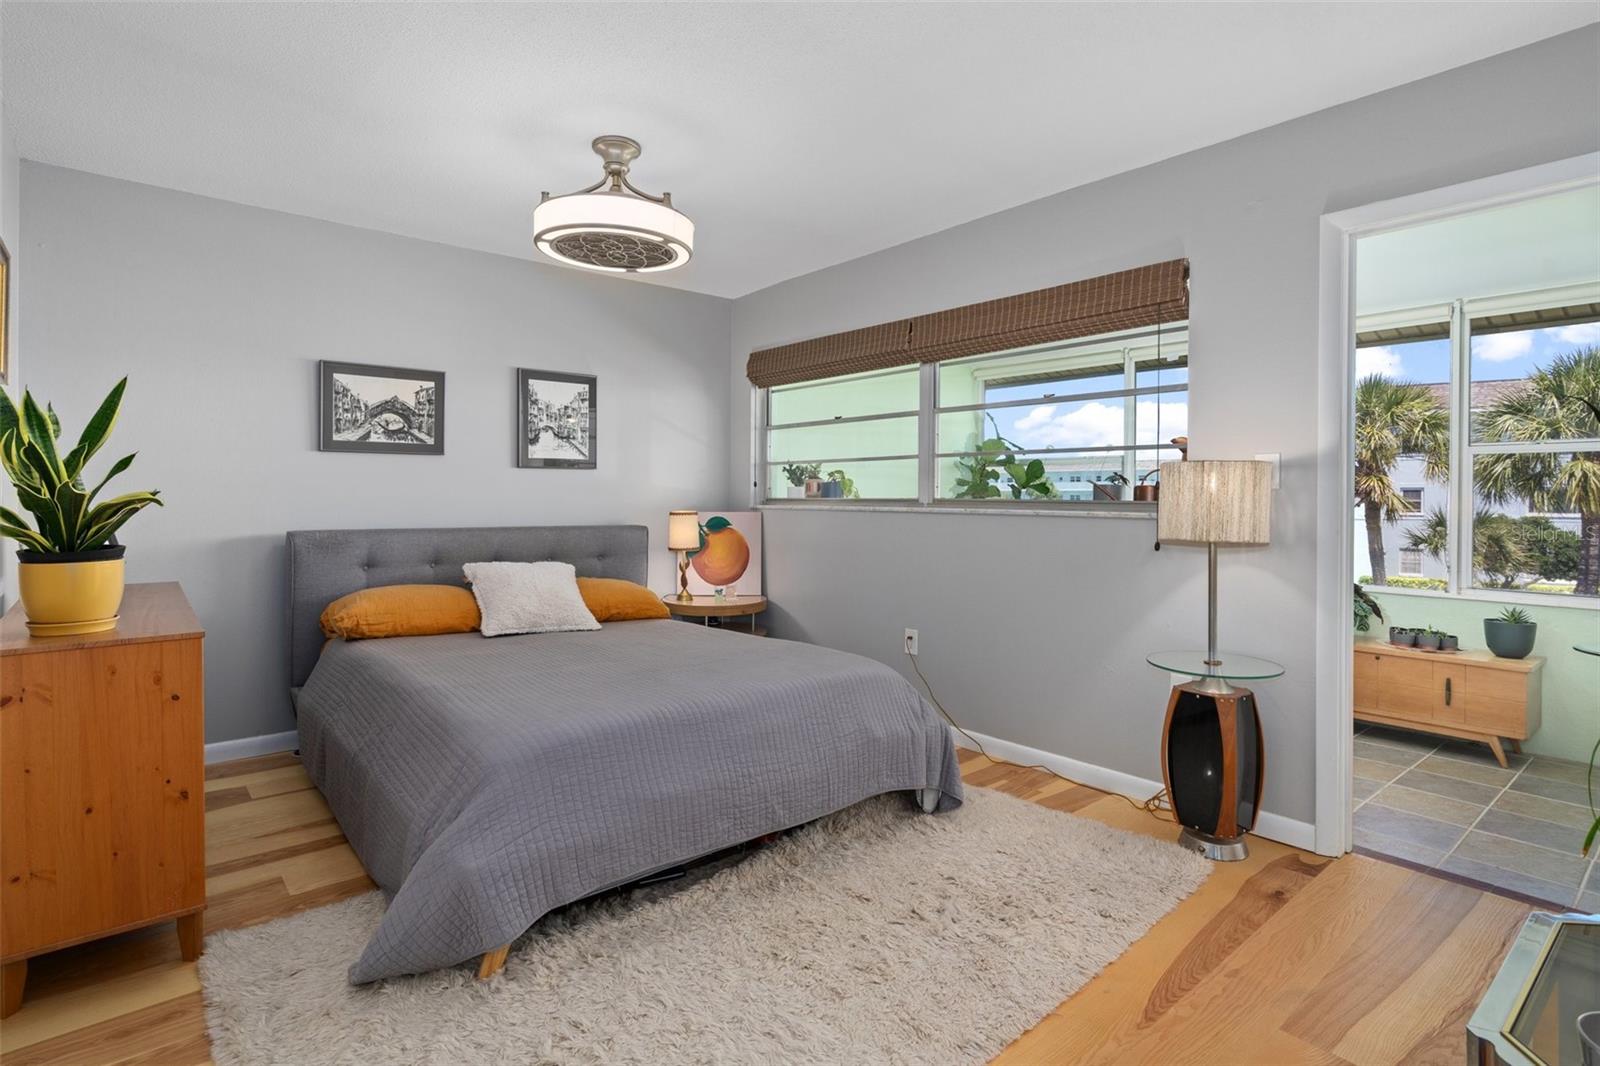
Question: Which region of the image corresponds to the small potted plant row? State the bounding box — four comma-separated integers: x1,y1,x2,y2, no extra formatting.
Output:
779,463,822,499
1388,625,1459,652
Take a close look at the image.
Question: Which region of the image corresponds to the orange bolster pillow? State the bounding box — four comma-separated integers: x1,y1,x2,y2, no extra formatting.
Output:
577,577,670,621
320,584,481,639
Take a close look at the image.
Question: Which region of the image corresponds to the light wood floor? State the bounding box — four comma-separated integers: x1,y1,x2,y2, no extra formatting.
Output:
0,748,1532,1065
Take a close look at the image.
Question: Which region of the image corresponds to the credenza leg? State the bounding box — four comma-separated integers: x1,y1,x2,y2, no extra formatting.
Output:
176,912,204,962
1485,736,1509,769
1506,738,1521,755
2,958,25,1018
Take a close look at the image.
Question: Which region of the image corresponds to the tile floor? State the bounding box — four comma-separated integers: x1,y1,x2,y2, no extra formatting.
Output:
1353,723,1598,911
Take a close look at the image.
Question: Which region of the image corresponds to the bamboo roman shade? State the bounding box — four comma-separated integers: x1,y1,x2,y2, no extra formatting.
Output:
746,258,1189,388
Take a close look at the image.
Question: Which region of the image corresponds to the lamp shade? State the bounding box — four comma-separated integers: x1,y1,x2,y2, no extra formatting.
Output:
1157,460,1272,546
667,510,701,551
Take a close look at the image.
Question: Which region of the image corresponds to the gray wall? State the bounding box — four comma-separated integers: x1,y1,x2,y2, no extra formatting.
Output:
21,165,732,743
728,26,1600,824
0,53,21,611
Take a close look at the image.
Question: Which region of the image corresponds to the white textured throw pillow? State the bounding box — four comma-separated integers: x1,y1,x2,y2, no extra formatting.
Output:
462,561,601,637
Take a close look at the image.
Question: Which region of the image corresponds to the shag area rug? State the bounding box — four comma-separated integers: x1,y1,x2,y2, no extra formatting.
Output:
200,786,1210,1065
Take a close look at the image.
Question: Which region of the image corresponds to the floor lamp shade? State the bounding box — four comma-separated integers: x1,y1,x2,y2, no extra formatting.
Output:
1157,460,1272,546
667,511,701,551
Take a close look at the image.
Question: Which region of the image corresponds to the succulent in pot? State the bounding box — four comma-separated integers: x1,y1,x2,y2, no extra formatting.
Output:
1389,626,1416,646
1415,627,1443,651
1439,633,1459,652
0,379,162,635
1484,606,1537,659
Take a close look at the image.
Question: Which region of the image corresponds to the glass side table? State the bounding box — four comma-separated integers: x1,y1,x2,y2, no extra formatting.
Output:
1146,651,1284,862
1468,912,1600,1066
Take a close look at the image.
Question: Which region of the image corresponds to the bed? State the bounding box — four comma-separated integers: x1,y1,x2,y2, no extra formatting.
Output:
286,525,963,984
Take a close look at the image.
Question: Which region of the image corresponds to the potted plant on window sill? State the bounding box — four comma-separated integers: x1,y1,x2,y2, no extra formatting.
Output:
1483,605,1537,659
823,469,859,499
780,463,818,500
0,379,163,635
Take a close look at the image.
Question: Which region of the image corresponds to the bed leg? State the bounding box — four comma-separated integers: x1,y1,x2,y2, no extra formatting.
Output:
476,944,510,980
916,788,940,813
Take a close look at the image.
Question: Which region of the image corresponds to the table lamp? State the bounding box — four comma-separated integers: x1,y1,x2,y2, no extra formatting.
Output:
667,510,700,602
1157,459,1273,683
1153,459,1274,861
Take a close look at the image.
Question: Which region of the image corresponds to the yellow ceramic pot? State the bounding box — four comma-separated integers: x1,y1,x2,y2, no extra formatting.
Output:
17,551,126,635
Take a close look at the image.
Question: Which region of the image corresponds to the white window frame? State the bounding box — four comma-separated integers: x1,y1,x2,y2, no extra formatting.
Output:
755,324,1188,512
1354,280,1600,607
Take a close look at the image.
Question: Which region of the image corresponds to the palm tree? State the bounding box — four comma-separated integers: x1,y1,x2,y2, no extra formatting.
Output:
1476,347,1600,596
1355,375,1449,585
1404,507,1529,587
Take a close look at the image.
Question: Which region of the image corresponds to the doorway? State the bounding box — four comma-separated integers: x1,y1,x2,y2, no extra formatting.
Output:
1315,154,1600,915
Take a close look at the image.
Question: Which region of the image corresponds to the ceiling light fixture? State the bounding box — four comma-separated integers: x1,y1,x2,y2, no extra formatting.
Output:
532,135,694,274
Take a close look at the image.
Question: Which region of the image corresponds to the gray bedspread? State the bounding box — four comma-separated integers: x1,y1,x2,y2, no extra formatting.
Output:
296,620,963,983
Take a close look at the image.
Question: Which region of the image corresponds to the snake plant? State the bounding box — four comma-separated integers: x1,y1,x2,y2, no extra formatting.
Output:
0,379,162,554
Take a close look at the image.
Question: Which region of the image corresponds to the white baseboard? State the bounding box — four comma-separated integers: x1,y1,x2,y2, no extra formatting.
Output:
950,727,1317,852
205,730,299,765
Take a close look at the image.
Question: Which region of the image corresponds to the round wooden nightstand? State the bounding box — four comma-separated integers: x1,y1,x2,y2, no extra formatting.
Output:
662,594,768,636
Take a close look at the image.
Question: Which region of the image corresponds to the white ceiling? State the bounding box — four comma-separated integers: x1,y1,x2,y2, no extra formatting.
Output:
4,3,1594,299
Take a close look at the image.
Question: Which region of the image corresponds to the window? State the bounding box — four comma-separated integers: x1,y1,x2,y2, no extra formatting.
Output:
765,367,920,500
759,324,1188,506
935,326,1187,502
1352,291,1600,599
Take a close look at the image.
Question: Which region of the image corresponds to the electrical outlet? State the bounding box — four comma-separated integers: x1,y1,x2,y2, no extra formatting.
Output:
904,628,919,656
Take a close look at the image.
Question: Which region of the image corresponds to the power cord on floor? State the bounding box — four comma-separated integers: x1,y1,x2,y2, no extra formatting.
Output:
905,650,1174,823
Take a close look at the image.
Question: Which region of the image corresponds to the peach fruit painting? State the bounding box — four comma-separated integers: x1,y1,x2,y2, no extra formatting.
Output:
689,515,750,587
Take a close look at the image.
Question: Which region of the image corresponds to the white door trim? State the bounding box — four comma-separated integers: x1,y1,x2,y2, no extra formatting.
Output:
1313,151,1600,857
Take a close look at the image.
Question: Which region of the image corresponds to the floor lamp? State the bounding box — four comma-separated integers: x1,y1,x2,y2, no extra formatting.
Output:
1153,459,1274,860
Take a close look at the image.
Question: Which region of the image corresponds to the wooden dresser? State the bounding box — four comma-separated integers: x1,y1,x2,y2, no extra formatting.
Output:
0,582,205,1018
1352,640,1542,767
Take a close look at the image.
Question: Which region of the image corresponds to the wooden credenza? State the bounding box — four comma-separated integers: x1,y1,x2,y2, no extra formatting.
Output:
1353,640,1542,767
0,582,205,1018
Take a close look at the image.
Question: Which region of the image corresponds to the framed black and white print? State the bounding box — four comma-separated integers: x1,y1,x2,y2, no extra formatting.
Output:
517,368,596,469
319,360,445,455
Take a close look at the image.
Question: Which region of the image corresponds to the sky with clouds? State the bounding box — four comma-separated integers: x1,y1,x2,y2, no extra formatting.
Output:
1356,321,1600,384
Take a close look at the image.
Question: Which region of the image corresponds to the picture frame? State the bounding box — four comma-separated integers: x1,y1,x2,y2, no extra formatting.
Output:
319,360,445,455
517,368,596,469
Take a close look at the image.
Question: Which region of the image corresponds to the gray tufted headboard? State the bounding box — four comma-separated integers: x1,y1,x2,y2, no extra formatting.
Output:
286,524,649,688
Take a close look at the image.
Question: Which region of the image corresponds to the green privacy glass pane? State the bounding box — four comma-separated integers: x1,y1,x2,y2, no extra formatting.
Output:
767,415,917,463
767,459,917,500
768,367,918,425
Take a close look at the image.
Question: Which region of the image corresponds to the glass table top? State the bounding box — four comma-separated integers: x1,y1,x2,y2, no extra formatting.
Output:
1470,912,1600,1066
1145,651,1285,681
1575,644,1600,657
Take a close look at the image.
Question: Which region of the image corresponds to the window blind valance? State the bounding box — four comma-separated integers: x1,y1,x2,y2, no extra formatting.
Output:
746,258,1189,389
743,319,912,389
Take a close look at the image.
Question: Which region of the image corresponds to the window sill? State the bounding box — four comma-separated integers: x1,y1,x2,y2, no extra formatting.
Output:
1360,583,1599,612
758,500,1156,520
